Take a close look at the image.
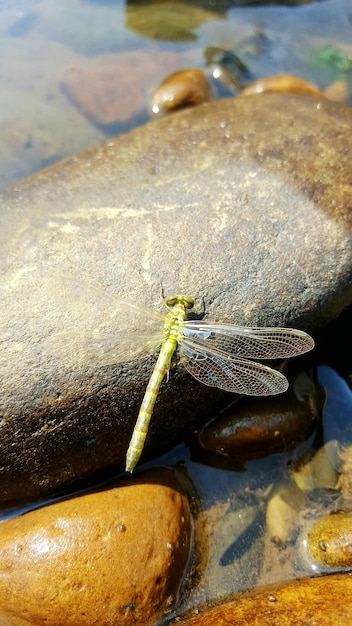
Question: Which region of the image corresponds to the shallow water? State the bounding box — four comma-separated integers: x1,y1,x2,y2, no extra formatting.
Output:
0,0,351,189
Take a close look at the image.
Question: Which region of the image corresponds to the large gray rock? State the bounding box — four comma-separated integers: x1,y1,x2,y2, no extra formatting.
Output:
0,94,351,505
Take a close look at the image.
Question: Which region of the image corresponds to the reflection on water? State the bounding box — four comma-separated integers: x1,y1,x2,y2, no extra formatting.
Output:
0,0,351,189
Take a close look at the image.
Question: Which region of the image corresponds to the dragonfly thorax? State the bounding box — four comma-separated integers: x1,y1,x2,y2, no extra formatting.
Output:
162,295,193,345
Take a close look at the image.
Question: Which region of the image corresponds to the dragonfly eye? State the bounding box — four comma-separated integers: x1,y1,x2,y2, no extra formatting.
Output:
165,295,177,307
164,294,195,309
184,296,195,310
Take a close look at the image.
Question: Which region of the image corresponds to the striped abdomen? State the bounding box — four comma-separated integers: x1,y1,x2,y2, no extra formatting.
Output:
125,336,177,472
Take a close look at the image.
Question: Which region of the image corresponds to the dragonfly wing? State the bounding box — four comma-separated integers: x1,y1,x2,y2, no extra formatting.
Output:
183,321,314,359
44,329,164,368
43,276,166,367
48,276,166,326
180,340,288,395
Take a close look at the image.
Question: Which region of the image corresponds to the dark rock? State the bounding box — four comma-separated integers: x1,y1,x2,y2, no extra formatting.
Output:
0,94,351,505
197,372,322,463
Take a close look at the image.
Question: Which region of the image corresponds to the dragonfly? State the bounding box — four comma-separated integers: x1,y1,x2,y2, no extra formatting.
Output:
45,283,315,473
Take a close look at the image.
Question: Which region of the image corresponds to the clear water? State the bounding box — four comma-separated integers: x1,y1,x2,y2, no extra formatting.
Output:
0,0,351,189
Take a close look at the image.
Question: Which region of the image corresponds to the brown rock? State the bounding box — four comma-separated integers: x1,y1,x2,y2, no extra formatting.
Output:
197,373,321,463
61,51,180,125
1,95,352,504
241,74,323,97
173,573,352,625
0,468,192,626
241,75,349,104
150,69,212,116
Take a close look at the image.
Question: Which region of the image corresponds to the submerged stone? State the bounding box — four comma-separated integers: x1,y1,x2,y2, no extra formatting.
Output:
307,510,352,568
172,573,352,625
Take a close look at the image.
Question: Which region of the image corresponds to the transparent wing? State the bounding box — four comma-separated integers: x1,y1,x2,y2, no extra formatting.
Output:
182,321,314,359
180,340,288,395
44,329,164,368
43,276,165,367
47,276,165,327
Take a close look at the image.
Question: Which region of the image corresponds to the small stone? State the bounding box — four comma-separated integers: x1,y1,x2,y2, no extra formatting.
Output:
150,69,212,116
125,4,219,41
0,468,192,626
241,74,323,97
307,510,352,567
266,483,306,545
292,441,339,493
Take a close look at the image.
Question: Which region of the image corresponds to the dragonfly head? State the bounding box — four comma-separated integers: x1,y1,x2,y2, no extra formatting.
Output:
164,294,194,310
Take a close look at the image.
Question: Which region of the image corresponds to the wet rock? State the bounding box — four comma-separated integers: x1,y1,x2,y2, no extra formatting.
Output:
204,46,255,92
241,74,323,97
0,468,192,626
150,69,212,116
1,94,352,504
61,51,180,126
292,442,339,493
172,573,352,625
241,74,349,103
266,482,306,545
197,373,321,463
307,511,352,568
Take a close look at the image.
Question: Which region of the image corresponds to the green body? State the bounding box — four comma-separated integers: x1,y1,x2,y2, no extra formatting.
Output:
125,295,193,473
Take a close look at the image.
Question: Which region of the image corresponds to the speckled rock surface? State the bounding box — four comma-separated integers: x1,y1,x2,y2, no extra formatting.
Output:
307,510,352,567
0,468,192,626
0,94,351,504
172,573,352,625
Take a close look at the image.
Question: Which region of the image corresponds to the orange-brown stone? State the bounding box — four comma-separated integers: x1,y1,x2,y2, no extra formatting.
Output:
0,468,192,626
308,510,352,567
241,74,323,97
150,69,212,116
173,574,352,625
